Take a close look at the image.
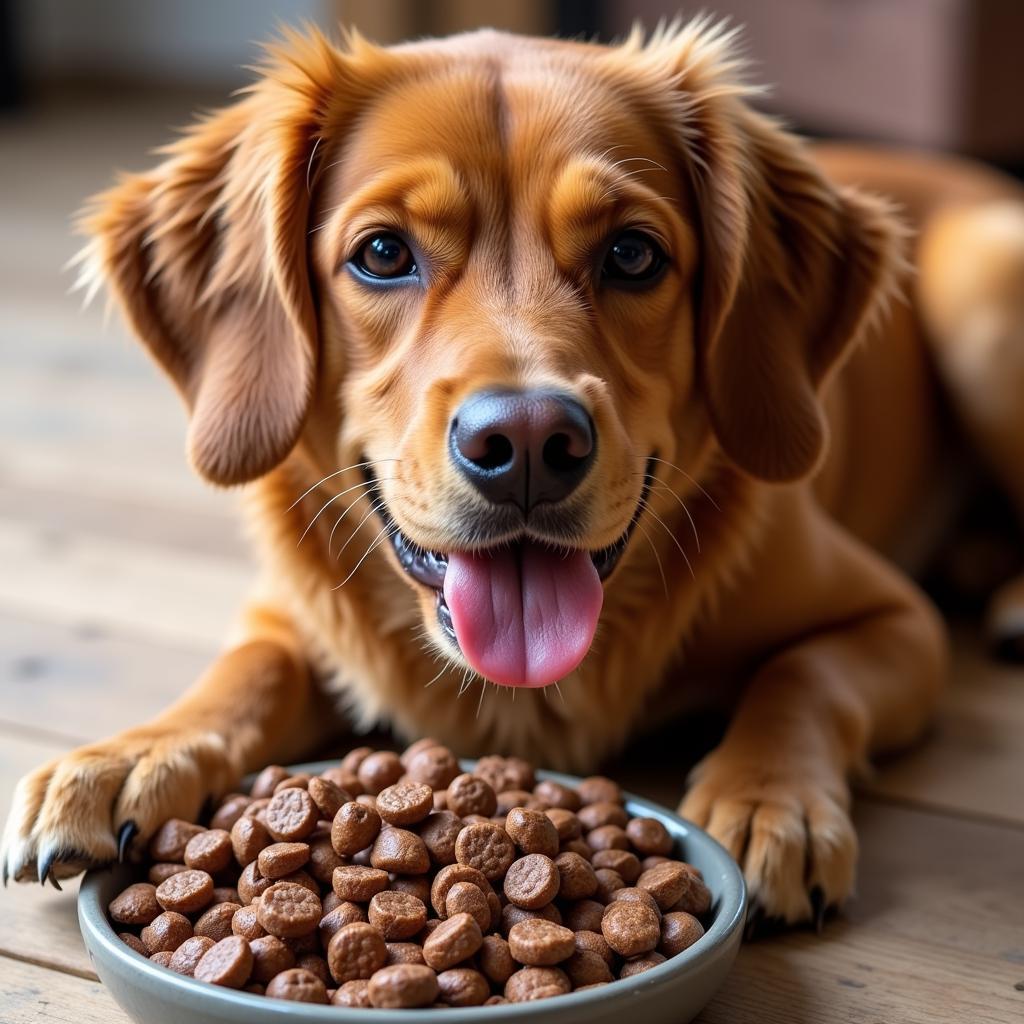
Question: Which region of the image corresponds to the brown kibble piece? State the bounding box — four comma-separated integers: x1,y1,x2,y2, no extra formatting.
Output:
249,935,296,983
332,865,390,902
371,827,431,874
564,899,605,932
357,751,404,795
594,867,626,903
168,935,215,976
257,881,322,938
503,853,560,909
194,935,253,988
195,901,241,942
308,776,347,820
637,861,692,911
533,780,580,811
386,942,426,965
579,801,629,831
331,801,382,857
327,921,388,984
231,904,267,940
430,863,492,918
609,885,662,916
588,824,630,851
231,815,271,867
497,789,542,814
593,848,641,882
505,807,560,857
437,967,490,1007
620,951,666,977
554,851,599,900
376,781,434,826
141,911,193,954
155,869,214,914
368,963,440,1008
119,932,148,956
626,816,674,856
341,746,374,775
660,911,705,956
445,773,497,818
149,951,174,967
265,788,318,842
500,902,561,936
444,880,490,930
545,808,583,841
265,967,328,1003
250,765,289,799
480,933,516,984
401,737,443,767
332,979,372,1006
307,836,344,886
672,871,713,916
504,966,571,1001
508,918,576,965
406,746,460,789
390,875,432,904
184,829,233,873
109,883,161,926
417,810,462,866
147,863,188,885
422,912,483,971
319,901,367,945
237,861,273,904
274,773,310,793
258,842,310,879
210,794,251,832
474,756,534,793
602,900,661,957
211,886,239,905
148,819,204,863
455,822,517,880
575,928,615,966
368,890,428,940
564,948,614,987
577,776,622,805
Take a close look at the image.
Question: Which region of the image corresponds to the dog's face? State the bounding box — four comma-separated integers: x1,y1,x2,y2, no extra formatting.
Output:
82,25,898,689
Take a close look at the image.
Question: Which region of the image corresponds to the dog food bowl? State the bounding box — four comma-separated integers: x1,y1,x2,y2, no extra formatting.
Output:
79,761,745,1024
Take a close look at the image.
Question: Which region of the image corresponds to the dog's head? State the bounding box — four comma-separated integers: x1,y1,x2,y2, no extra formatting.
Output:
81,22,900,689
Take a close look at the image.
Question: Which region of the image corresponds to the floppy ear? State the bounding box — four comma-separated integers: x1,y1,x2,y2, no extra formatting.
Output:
645,21,905,482
76,30,347,485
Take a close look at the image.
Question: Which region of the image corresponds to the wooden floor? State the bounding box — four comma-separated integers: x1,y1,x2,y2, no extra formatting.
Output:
1,89,1023,1023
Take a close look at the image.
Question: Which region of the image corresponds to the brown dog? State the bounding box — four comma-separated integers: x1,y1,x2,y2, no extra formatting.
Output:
5,21,1024,926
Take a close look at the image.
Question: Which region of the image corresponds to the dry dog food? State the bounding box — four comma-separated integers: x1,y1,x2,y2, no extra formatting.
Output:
107,742,711,1007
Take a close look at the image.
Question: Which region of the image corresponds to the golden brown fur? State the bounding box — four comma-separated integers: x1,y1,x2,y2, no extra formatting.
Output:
6,21,1024,925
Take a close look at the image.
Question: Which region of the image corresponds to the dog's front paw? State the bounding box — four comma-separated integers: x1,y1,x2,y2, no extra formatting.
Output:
2,729,236,887
679,750,856,929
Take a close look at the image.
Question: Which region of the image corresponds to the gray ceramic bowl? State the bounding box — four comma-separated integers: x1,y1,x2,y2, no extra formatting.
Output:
79,761,745,1023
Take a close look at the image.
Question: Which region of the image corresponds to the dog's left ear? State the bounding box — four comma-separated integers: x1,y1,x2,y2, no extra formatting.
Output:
650,24,904,482
695,108,904,482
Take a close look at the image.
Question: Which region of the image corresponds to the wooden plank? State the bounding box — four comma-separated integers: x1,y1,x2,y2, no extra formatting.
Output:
0,612,214,744
858,627,1024,827
0,520,251,651
0,955,130,1024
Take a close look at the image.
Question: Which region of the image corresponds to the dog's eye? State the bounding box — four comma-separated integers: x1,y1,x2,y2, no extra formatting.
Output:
354,233,416,279
602,231,666,284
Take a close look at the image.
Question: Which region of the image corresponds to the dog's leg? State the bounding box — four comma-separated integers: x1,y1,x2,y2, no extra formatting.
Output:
681,508,947,927
918,199,1024,658
2,605,327,886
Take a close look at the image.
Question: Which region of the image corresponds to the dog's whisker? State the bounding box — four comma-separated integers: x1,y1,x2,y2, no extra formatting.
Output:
334,498,389,561
640,477,702,553
297,478,378,546
476,679,488,720
424,664,448,689
638,497,696,581
553,681,566,707
328,486,394,558
635,519,670,599
333,523,398,590
287,459,399,512
637,455,722,511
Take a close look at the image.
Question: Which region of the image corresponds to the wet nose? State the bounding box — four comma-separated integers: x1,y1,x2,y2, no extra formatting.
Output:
449,389,596,511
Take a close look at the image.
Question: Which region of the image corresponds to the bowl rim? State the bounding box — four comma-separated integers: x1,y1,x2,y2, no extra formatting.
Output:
79,760,746,1020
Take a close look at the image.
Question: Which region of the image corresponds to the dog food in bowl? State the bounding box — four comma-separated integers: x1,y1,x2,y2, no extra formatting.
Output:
104,742,713,1008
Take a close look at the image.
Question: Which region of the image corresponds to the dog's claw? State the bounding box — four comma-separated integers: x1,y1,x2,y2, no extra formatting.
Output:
810,886,826,934
2,859,8,888
47,870,62,891
117,821,138,863
37,849,55,888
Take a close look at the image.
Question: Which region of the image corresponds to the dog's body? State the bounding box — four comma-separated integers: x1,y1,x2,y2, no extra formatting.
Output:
5,24,1024,926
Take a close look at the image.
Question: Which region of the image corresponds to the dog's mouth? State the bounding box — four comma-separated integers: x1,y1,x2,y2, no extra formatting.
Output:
364,460,654,689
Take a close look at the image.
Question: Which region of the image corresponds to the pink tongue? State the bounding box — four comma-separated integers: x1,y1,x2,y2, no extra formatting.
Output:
443,541,604,688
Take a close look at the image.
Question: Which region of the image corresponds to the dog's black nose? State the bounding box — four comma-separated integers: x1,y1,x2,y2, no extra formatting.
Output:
450,389,596,510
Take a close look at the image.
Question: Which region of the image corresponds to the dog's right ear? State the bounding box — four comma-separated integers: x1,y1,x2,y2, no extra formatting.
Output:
77,30,359,486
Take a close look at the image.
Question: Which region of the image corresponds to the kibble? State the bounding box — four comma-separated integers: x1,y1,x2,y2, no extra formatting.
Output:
106,743,712,1007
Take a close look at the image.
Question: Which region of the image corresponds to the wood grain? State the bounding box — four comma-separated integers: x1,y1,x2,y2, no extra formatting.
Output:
0,955,129,1024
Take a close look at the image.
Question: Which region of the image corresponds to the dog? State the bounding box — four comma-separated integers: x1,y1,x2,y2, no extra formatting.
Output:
5,20,1024,927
